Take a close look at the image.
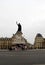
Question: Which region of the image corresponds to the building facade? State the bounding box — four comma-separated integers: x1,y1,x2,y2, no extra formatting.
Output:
34,33,45,49
0,38,12,49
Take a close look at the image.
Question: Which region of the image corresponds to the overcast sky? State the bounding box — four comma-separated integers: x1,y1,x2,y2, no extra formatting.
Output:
0,0,45,44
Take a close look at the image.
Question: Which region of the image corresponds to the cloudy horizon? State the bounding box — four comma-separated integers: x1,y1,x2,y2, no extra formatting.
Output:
0,0,45,44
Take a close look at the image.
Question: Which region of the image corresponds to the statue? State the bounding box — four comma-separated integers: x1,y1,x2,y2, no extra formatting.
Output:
16,22,22,32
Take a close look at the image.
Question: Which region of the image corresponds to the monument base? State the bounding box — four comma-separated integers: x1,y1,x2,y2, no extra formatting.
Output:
11,31,28,50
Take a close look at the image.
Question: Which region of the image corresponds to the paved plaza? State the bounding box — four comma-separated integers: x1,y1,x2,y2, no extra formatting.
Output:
0,49,45,65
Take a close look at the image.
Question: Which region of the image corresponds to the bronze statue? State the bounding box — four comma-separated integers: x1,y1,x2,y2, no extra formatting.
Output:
16,22,22,32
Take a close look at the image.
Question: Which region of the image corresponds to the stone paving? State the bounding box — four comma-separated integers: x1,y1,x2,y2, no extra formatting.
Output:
0,49,45,65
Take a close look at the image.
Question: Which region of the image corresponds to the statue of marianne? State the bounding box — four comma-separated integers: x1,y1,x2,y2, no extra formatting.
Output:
16,21,22,32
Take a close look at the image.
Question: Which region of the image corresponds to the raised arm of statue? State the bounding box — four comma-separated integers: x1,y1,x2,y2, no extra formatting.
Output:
16,21,22,32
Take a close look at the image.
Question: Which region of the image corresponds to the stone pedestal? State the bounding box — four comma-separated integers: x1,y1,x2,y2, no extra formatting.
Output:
11,31,28,50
